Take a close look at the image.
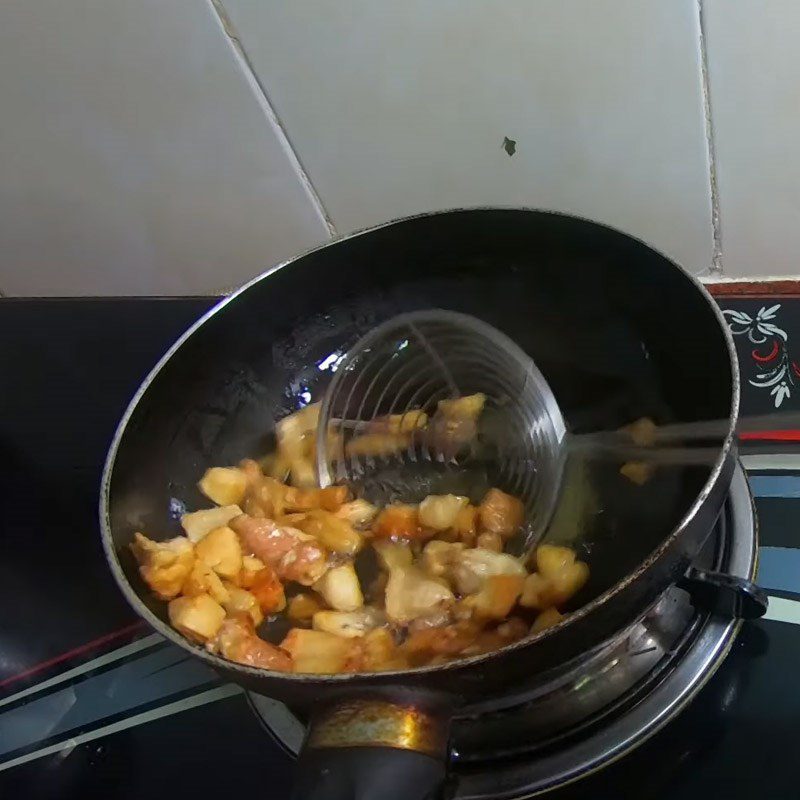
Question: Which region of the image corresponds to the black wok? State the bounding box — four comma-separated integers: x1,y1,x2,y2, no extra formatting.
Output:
101,209,746,799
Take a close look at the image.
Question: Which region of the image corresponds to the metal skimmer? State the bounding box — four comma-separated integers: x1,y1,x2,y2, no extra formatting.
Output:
316,310,567,550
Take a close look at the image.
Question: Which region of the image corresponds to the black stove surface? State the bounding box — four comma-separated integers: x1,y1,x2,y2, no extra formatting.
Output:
2,297,800,800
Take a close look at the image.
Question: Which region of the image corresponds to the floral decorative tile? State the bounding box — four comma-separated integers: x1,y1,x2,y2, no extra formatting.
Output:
717,298,800,413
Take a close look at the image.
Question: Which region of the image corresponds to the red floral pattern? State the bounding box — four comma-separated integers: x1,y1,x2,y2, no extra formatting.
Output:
723,305,793,407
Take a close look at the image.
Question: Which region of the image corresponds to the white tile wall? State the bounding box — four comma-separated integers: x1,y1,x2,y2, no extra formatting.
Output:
222,0,715,274
0,0,330,296
704,0,800,278
5,0,794,293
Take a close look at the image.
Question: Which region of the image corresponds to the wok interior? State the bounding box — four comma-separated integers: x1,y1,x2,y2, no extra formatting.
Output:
108,209,734,645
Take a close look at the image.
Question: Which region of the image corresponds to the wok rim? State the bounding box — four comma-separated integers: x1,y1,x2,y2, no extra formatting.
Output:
99,205,740,685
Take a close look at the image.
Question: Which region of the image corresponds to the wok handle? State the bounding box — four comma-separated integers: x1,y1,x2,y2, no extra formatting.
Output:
679,567,769,619
290,697,451,800
291,745,447,800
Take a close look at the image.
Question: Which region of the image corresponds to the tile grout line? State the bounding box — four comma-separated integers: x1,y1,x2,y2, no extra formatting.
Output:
206,0,338,237
697,0,723,276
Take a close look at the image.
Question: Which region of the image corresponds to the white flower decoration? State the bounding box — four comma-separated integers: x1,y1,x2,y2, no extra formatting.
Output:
723,304,787,343
771,382,791,407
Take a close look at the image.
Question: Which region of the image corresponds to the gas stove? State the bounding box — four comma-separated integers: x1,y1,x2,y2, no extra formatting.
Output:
1,296,800,800
249,464,757,799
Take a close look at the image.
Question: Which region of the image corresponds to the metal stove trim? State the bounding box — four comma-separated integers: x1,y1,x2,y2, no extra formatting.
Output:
247,462,757,798
454,462,756,799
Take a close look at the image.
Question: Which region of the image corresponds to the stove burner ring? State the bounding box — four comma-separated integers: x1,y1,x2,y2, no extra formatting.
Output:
247,463,757,798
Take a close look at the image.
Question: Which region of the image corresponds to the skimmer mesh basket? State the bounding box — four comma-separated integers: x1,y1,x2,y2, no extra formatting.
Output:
316,310,566,550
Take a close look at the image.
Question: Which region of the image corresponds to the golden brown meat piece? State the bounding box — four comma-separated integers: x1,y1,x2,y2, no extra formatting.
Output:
231,515,296,562
213,614,292,671
198,466,248,506
230,515,328,586
275,403,321,488
343,413,426,460
194,525,242,580
345,432,410,458
496,616,529,641
258,450,291,482
405,604,453,633
535,544,578,577
418,494,470,531
451,504,478,546
130,533,195,600
321,628,408,672
295,509,363,555
335,499,379,528
245,475,288,519
476,532,503,552
623,417,658,447
536,545,590,604
284,485,349,513
182,560,230,605
429,393,486,455
168,594,225,643
238,458,265,485
402,621,482,665
463,574,525,620
312,607,385,638
384,565,454,624
549,562,590,603
367,410,428,435
372,540,413,571
449,547,526,595
358,628,408,671
281,628,356,673
238,555,267,588
420,540,465,578
248,565,287,613
372,505,424,540
313,563,364,611
461,616,528,656
436,393,486,421
279,538,330,586
520,545,589,610
287,592,326,626
618,417,657,485
620,461,655,486
531,607,563,634
478,488,524,538
222,585,264,626
241,460,347,517
240,466,349,517
180,505,243,543
519,573,551,610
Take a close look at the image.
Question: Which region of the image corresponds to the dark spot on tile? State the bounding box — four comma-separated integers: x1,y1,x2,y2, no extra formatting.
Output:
502,136,517,156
